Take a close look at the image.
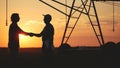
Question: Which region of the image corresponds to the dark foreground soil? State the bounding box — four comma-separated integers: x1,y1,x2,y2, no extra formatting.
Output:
0,47,120,68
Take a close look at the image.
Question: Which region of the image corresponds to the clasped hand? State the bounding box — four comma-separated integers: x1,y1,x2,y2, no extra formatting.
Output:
28,33,34,37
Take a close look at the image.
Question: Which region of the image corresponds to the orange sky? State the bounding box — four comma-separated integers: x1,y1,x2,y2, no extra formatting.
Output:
0,0,120,48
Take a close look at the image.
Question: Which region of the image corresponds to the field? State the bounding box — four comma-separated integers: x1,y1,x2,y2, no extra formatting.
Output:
0,47,120,68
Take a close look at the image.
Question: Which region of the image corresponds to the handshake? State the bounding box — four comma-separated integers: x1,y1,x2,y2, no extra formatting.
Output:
28,33,35,37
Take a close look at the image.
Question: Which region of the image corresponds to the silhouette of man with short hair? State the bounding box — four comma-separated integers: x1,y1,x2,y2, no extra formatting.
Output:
8,13,32,63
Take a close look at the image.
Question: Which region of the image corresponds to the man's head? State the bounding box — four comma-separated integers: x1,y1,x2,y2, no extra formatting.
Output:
43,14,52,24
11,13,20,23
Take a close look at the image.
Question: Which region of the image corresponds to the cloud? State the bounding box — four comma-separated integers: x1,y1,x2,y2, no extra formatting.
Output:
100,20,118,25
85,18,119,26
56,18,66,23
25,20,43,26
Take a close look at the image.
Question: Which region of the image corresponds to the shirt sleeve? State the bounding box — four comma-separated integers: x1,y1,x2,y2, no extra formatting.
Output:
17,26,28,35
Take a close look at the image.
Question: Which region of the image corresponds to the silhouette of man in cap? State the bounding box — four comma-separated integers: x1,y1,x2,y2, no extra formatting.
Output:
32,14,54,53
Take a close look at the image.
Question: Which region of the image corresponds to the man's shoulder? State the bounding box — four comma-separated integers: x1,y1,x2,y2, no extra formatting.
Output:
46,24,53,27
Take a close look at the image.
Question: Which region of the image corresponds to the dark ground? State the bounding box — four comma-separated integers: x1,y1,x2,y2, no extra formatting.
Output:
0,47,120,68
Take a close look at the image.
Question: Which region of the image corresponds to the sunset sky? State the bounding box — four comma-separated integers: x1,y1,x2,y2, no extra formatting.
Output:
0,0,120,48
